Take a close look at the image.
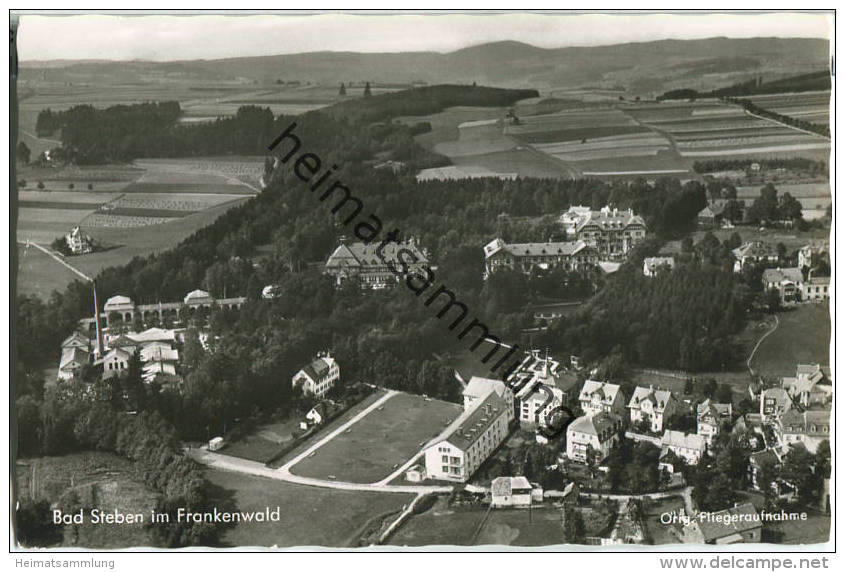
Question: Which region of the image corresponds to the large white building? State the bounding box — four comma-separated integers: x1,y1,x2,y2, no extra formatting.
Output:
777,410,830,454
627,386,678,433
324,237,429,289
292,354,340,399
696,399,732,445
559,205,647,259
424,391,510,482
566,412,622,463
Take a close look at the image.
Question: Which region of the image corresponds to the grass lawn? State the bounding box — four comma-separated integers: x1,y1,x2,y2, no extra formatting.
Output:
15,452,159,549
390,501,568,547
220,418,303,463
750,303,831,378
290,392,462,483
268,389,387,468
204,467,413,548
15,243,87,299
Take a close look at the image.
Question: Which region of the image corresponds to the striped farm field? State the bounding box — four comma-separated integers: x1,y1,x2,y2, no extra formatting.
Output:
107,192,247,211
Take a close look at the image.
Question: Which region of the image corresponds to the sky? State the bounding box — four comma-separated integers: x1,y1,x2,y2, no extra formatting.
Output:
15,11,833,62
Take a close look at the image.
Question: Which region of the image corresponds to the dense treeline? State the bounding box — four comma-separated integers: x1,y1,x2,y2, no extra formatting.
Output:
657,70,830,100
692,157,827,175
537,238,751,371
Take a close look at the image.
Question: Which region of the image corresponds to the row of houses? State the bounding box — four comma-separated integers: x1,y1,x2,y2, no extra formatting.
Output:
58,326,183,385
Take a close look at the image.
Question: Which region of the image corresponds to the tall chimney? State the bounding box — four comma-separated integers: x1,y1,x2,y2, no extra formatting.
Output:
92,282,103,358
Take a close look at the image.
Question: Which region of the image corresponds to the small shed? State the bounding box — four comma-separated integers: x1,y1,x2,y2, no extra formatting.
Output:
405,465,426,483
208,437,224,451
490,476,532,508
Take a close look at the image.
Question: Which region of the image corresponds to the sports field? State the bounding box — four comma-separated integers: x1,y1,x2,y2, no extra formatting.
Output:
289,392,462,483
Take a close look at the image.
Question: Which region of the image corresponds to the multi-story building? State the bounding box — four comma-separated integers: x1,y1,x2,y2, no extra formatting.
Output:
696,399,733,445
761,268,804,302
579,380,626,418
661,430,706,465
559,205,647,259
463,376,514,423
292,354,340,399
777,410,830,454
566,412,622,463
519,385,565,429
324,237,429,289
627,386,678,433
483,238,597,277
760,387,793,420
424,391,510,482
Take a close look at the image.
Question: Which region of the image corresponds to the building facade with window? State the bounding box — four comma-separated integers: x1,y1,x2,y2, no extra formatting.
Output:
292,354,340,399
423,391,510,482
483,238,597,278
559,206,647,259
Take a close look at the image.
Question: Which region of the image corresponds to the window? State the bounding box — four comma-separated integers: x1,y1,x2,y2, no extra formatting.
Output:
442,466,449,473
442,455,448,463
450,457,460,465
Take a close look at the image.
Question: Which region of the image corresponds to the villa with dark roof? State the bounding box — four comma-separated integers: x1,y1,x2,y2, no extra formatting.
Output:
777,409,831,454
628,385,678,433
696,399,733,445
681,503,762,544
292,354,340,399
324,237,428,289
566,412,623,463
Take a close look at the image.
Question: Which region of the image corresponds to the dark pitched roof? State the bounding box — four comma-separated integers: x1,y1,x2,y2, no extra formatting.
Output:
439,391,508,452
693,503,761,541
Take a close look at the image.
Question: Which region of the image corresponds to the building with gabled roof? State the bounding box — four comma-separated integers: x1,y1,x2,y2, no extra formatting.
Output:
65,226,93,255
748,449,780,491
566,412,623,463
142,360,177,383
559,205,647,259
58,347,90,381
61,331,91,351
490,476,533,508
292,354,340,399
732,241,778,273
628,385,678,433
777,410,830,454
579,380,626,418
324,237,428,289
483,238,597,277
661,430,706,465
103,347,132,379
463,376,514,422
762,267,804,302
760,387,793,419
696,399,732,445
681,503,761,544
423,391,510,482
782,364,831,408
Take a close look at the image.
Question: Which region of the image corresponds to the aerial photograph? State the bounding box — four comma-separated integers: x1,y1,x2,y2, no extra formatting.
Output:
10,10,833,554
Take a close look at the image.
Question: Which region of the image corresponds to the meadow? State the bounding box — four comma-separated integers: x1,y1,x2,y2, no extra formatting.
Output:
289,392,462,483
204,467,413,548
15,157,261,298
749,303,831,378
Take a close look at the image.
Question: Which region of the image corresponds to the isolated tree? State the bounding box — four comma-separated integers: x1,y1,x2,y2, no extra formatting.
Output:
68,183,75,190
363,82,372,97
16,141,31,164
17,179,27,189
339,82,347,96
87,183,93,190
36,181,45,190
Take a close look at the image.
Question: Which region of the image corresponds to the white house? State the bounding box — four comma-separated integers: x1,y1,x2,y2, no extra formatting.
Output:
781,364,831,408
423,391,510,482
103,347,132,378
627,385,678,433
661,430,706,465
579,380,626,418
490,476,533,508
292,354,340,399
58,347,90,381
643,257,675,277
566,412,622,463
777,410,830,454
760,387,793,419
696,399,732,445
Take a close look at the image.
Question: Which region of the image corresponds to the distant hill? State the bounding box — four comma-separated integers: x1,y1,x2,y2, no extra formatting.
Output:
20,37,830,94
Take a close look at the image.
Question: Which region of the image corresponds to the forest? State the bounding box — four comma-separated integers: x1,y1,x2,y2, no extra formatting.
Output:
657,70,830,100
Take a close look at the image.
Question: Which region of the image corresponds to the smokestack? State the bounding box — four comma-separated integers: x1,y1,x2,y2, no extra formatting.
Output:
93,282,103,358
